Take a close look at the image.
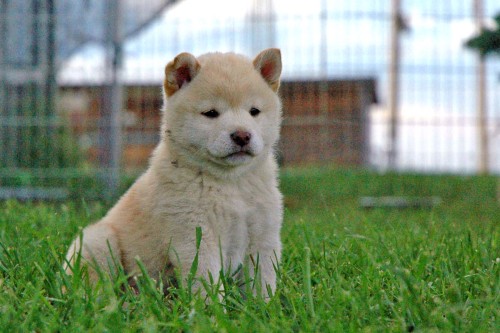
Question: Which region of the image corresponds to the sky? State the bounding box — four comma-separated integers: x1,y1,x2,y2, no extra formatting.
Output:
58,0,500,174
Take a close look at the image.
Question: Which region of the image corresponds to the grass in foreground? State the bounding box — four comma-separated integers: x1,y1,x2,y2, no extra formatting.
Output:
0,167,498,332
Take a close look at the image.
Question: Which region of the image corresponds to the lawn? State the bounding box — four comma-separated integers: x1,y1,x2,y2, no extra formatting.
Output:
0,166,498,332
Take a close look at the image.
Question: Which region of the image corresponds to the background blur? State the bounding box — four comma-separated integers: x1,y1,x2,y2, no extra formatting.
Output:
0,0,498,200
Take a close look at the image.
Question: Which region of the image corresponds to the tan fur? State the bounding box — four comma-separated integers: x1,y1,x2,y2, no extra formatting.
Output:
64,48,283,298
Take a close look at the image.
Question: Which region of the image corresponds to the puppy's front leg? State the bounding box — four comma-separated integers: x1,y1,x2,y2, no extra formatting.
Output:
261,249,280,297
246,200,282,299
170,235,223,300
247,245,280,299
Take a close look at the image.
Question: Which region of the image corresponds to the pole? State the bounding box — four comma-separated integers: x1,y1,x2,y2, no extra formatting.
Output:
388,0,401,169
319,0,329,161
249,0,275,55
100,0,123,198
474,0,488,174
0,1,6,167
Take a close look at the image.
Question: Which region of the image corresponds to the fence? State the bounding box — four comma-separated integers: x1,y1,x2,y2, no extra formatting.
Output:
0,0,499,200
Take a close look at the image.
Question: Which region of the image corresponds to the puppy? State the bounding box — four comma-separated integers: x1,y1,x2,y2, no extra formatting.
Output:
65,48,283,299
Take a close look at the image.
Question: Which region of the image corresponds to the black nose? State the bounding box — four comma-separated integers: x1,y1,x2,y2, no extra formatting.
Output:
230,131,252,147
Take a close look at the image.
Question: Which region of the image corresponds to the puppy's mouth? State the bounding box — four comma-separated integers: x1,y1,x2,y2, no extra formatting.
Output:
225,150,254,158
224,147,255,159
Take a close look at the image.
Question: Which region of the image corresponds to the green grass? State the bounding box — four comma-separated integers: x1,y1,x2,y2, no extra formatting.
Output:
0,166,498,332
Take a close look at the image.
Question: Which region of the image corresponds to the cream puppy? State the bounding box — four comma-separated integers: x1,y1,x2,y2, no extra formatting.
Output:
64,49,283,298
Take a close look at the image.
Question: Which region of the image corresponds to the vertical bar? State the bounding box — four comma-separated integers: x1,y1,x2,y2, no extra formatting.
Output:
0,0,6,168
474,0,488,174
46,0,57,172
319,0,329,162
100,0,123,198
359,81,372,165
388,0,401,169
249,0,275,55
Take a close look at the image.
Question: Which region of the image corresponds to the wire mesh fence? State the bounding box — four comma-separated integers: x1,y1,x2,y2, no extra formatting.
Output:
0,0,499,200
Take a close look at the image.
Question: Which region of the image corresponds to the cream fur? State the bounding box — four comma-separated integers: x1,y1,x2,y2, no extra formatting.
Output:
64,49,283,299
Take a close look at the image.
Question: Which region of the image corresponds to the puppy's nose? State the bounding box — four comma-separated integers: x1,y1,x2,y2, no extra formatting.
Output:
230,131,252,147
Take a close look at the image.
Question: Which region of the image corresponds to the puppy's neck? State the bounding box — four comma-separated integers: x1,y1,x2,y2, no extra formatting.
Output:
150,140,198,175
150,139,271,183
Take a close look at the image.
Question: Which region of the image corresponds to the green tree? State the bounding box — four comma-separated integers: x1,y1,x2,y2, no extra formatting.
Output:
466,13,500,57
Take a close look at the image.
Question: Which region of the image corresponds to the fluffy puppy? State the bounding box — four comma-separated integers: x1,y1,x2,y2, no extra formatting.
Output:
65,48,283,298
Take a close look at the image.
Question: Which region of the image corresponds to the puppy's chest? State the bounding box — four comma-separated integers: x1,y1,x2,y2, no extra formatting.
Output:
164,179,257,230
197,184,258,266
152,174,275,270
197,183,253,229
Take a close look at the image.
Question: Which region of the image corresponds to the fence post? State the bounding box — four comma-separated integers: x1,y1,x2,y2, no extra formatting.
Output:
0,1,5,168
100,0,123,199
387,0,402,170
474,0,489,174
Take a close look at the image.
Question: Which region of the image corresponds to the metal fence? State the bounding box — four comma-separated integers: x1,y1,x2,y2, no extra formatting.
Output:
1,0,499,200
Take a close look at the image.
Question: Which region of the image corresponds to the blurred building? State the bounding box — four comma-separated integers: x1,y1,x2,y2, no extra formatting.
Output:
59,78,377,169
280,79,377,166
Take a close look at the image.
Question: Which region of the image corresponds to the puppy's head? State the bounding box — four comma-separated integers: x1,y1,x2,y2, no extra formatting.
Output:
162,48,282,177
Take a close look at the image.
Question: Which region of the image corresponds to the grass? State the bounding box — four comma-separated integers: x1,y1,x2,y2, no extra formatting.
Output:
0,166,498,332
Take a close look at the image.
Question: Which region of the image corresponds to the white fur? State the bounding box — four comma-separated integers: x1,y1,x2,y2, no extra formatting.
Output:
64,49,283,299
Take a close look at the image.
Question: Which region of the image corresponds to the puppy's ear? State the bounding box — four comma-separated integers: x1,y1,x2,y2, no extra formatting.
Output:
164,52,200,97
253,48,282,92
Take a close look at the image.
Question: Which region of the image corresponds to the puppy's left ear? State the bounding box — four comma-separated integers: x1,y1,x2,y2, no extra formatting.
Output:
164,52,200,97
253,48,282,92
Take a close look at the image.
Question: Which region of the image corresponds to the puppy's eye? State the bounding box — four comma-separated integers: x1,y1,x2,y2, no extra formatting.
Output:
250,107,261,117
202,109,220,118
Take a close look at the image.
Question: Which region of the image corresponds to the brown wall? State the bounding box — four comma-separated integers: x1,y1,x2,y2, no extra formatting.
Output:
279,79,376,166
59,79,376,169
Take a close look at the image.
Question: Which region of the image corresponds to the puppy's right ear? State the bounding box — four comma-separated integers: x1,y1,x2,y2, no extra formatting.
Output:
164,52,200,97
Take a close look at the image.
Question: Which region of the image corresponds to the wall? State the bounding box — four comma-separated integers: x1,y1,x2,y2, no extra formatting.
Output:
59,79,376,169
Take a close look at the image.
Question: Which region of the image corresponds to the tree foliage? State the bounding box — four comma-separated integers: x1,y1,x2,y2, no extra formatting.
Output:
466,13,500,57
